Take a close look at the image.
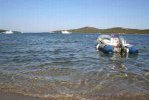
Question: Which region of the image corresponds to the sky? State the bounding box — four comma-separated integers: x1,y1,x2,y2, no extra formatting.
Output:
0,0,149,32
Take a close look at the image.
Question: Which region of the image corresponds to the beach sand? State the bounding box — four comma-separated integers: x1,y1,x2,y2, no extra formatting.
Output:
0,91,149,100
0,92,40,100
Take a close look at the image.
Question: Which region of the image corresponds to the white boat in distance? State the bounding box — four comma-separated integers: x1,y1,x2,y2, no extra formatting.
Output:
3,30,13,34
61,30,71,34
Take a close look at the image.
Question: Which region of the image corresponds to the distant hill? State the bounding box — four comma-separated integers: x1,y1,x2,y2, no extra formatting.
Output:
0,29,21,34
68,26,100,33
0,29,6,33
99,27,149,34
55,27,149,34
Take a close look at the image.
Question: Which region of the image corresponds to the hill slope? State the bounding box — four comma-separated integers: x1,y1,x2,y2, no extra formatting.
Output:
0,29,7,33
68,26,100,33
0,29,21,34
66,27,149,34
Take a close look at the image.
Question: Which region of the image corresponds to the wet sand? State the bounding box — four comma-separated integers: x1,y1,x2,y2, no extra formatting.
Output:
0,92,40,100
0,91,149,100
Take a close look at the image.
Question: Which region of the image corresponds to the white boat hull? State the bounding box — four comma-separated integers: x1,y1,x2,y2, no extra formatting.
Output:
96,35,138,54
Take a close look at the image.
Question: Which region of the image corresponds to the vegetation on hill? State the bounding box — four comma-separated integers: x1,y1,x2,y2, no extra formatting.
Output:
68,27,100,33
56,26,149,34
0,29,6,33
98,27,149,34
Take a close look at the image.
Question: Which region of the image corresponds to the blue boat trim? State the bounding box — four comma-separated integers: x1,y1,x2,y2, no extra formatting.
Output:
128,46,139,54
96,35,139,54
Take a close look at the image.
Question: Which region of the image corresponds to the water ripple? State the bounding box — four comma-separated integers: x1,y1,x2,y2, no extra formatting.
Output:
0,33,149,99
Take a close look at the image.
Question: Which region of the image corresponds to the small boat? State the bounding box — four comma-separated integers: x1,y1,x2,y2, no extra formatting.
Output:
61,30,71,34
3,30,13,34
96,34,138,54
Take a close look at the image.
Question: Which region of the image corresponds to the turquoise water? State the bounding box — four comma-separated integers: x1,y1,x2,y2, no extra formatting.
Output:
0,33,149,99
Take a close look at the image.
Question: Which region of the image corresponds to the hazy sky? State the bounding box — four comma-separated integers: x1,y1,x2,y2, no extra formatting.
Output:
0,0,149,32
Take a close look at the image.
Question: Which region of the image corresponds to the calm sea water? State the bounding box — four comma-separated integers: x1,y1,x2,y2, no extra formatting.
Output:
0,33,149,99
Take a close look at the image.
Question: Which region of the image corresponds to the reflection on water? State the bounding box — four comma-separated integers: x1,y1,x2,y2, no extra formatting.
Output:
0,33,149,99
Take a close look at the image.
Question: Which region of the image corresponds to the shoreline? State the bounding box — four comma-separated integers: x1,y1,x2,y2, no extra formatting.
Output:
0,91,40,100
0,91,148,100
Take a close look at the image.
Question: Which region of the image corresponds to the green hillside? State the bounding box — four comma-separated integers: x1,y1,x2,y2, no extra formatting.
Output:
62,27,149,34
68,27,100,33
99,27,149,34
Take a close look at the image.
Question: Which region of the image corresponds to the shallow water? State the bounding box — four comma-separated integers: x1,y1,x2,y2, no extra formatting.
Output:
0,33,149,99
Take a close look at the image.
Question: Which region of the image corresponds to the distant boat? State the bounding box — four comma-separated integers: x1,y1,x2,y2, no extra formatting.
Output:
61,30,71,34
3,30,13,34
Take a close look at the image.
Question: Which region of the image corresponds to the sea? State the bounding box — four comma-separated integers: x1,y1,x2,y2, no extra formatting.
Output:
0,33,149,99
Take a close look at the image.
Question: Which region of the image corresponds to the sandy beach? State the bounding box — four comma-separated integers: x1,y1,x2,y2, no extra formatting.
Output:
0,91,149,100
0,92,40,100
